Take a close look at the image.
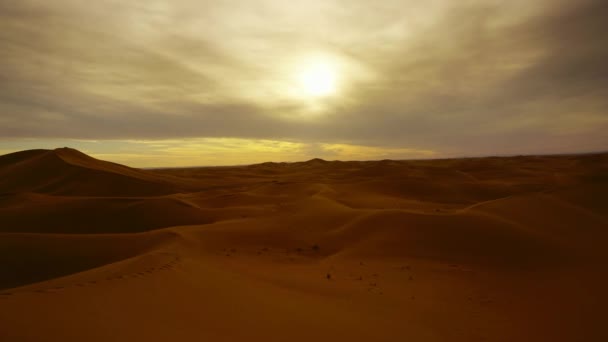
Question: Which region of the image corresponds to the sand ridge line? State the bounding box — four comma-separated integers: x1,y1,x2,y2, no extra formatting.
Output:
2,253,182,296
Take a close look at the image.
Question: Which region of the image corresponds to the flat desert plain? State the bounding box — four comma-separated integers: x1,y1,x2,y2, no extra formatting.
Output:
1,147,607,341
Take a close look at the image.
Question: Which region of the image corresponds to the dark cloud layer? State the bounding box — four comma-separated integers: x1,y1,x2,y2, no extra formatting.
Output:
0,0,606,157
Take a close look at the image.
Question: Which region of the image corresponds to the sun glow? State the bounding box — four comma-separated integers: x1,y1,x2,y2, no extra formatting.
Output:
296,60,338,97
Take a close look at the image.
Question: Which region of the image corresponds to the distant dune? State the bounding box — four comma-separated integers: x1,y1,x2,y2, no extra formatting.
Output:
0,148,178,196
0,149,607,341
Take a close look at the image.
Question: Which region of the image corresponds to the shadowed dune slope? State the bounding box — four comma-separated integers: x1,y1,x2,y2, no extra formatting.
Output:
0,193,214,234
0,230,176,290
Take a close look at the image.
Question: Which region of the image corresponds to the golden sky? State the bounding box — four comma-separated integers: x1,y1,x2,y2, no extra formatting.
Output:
0,0,606,166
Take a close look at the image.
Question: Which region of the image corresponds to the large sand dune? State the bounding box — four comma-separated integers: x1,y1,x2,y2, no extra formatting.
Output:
0,148,179,196
0,149,607,341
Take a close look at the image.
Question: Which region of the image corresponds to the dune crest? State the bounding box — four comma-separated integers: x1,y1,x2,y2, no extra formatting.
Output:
0,148,178,196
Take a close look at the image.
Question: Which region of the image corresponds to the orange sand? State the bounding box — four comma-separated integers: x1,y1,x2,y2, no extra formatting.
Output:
1,148,607,341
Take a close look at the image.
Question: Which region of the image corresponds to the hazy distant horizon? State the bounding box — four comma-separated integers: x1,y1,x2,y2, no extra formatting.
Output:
1,144,606,169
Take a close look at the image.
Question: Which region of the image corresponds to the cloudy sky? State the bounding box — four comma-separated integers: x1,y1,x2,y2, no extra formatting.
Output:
0,0,606,166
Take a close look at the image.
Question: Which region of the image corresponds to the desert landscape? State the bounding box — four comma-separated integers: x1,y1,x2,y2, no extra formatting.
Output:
1,147,607,341
1,1,607,340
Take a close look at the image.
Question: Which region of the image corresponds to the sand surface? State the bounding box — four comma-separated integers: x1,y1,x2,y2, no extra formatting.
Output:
1,148,607,341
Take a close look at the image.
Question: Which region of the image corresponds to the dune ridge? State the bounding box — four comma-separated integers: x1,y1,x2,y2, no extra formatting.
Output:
0,148,179,196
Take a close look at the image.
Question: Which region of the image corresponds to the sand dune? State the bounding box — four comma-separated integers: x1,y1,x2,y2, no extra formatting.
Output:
0,193,213,234
0,230,176,290
0,148,179,196
0,149,607,341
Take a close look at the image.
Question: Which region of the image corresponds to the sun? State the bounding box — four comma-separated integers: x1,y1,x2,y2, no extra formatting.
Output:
296,60,337,97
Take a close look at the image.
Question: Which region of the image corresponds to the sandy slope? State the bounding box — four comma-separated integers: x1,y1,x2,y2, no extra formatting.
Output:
0,149,607,341
0,148,179,196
